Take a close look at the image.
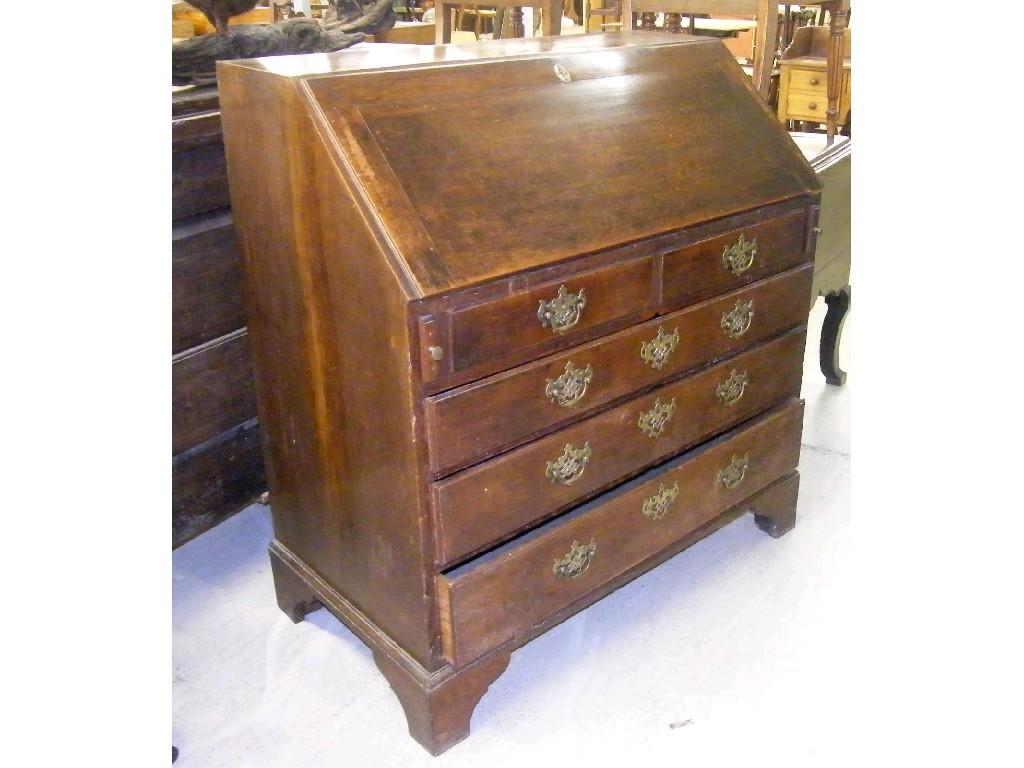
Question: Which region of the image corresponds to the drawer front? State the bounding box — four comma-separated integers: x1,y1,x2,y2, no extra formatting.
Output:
788,68,826,92
662,210,808,308
786,91,827,121
432,328,805,565
437,401,804,667
448,257,656,373
427,265,812,475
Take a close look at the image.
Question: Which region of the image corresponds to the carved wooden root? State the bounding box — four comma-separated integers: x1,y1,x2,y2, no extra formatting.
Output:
172,3,395,86
752,472,799,538
820,285,850,386
373,650,512,755
269,545,322,623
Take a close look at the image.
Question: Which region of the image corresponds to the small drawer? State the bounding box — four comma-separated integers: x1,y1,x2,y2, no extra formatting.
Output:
426,265,812,475
437,400,804,667
431,328,806,566
662,210,808,309
786,91,828,121
788,68,827,92
447,257,656,374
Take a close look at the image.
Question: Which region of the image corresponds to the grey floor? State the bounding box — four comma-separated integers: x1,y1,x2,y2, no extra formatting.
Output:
172,299,851,767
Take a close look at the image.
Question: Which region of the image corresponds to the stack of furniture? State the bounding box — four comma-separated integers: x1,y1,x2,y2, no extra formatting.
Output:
219,31,821,754
777,23,850,133
172,87,264,547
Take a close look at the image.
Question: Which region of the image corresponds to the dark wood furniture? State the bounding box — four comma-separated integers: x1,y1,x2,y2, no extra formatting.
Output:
808,137,851,384
218,32,820,755
172,86,265,548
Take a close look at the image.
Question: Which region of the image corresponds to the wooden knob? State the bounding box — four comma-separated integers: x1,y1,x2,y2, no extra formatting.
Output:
809,77,819,85
808,102,818,110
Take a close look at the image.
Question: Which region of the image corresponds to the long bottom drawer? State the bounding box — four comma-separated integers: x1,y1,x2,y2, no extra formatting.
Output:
437,400,804,667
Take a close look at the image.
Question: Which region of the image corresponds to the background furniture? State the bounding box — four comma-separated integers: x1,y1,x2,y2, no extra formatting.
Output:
435,0,561,41
220,31,820,755
777,23,850,135
172,87,264,548
619,0,778,100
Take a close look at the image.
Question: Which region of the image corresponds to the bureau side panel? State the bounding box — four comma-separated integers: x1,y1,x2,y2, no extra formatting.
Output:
218,64,436,668
305,109,438,669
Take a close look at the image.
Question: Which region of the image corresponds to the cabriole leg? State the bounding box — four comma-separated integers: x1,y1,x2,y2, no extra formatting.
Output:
753,472,800,539
373,650,511,756
820,285,851,386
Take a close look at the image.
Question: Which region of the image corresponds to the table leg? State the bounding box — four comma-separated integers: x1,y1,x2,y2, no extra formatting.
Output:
541,0,563,36
435,3,454,43
825,1,850,146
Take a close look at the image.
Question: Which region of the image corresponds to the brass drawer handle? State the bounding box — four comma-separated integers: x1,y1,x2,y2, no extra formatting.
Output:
553,539,597,579
545,441,592,485
642,481,680,520
640,325,680,370
715,369,748,406
720,299,754,339
545,360,593,407
538,284,586,335
717,453,749,490
722,233,757,276
638,397,676,438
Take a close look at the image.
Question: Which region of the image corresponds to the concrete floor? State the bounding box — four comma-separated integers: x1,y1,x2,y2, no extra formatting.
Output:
173,300,851,767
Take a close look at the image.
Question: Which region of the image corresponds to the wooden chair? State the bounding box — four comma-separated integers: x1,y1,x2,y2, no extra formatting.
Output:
435,0,562,42
619,0,778,101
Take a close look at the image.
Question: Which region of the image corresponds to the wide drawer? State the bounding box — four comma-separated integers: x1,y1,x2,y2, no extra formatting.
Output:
437,400,805,667
662,209,808,308
426,265,813,475
431,327,805,565
447,256,656,374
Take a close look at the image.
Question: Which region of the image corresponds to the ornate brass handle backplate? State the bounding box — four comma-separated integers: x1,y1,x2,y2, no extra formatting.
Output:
720,299,754,339
717,454,749,490
722,233,757,276
638,397,676,438
545,441,592,485
538,284,586,335
545,360,593,407
642,481,680,520
640,326,680,370
553,539,597,579
715,370,748,406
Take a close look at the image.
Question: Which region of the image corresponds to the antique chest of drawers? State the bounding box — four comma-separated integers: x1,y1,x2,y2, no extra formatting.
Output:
219,31,820,755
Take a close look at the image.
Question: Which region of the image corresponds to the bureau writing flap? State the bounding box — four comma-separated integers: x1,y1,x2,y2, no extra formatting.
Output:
226,33,819,297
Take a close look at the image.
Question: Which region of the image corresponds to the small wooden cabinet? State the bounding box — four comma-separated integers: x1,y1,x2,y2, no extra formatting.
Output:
219,32,820,755
777,24,851,128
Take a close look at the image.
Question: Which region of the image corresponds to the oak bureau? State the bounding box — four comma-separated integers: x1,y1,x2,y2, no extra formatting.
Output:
218,31,821,755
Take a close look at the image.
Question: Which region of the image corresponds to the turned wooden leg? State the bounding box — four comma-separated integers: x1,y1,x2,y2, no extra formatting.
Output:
820,285,851,386
268,544,322,623
373,649,511,756
752,472,800,539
